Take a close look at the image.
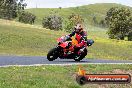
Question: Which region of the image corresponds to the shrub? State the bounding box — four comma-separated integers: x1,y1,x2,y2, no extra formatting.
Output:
18,11,36,24
64,19,74,33
42,15,63,31
64,13,84,32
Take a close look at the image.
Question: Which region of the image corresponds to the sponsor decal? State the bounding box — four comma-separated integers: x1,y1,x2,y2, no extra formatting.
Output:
76,66,131,85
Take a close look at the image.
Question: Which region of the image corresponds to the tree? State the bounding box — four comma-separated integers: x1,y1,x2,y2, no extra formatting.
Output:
127,16,132,41
64,19,74,32
59,7,62,10
105,7,131,40
64,13,84,32
17,0,27,12
0,0,26,20
0,0,17,19
42,15,63,31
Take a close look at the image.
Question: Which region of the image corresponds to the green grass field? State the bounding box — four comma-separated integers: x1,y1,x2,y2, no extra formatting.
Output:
0,19,64,56
0,64,132,88
26,3,132,26
0,19,132,60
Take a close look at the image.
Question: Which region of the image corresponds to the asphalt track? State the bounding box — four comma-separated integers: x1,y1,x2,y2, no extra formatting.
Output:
0,56,132,67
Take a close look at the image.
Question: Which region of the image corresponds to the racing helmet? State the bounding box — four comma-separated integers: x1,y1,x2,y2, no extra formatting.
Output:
74,23,83,33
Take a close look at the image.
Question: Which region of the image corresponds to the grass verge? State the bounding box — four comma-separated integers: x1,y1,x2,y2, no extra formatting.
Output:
0,64,132,88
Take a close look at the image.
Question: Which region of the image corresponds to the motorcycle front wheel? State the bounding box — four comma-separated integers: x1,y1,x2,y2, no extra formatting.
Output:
47,48,59,61
74,48,87,61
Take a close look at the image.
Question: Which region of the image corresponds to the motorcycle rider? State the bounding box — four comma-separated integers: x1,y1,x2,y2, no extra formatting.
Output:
63,23,87,55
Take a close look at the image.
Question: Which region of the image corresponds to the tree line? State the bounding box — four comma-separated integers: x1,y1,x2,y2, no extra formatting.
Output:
0,0,36,24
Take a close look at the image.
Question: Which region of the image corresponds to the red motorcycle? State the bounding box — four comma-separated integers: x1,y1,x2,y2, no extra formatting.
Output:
47,35,94,61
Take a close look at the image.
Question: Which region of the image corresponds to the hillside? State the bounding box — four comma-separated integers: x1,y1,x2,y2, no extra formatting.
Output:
0,19,65,55
26,3,132,27
0,19,132,60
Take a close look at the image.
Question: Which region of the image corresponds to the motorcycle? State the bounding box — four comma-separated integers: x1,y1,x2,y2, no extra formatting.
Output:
47,35,94,61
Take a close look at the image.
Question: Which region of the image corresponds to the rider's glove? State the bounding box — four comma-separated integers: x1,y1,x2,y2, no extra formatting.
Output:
63,35,70,42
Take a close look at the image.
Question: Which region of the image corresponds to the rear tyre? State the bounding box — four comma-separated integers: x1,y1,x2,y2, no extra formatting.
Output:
74,49,87,61
47,48,58,61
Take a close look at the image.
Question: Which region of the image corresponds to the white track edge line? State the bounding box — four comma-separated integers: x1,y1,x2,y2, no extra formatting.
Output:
0,63,132,68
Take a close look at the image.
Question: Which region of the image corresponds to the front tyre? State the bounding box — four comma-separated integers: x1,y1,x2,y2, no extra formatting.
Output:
47,48,58,61
74,49,87,61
